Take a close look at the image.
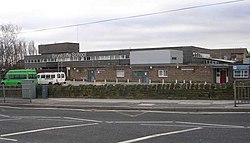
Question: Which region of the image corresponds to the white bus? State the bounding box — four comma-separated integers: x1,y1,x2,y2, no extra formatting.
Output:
37,72,66,85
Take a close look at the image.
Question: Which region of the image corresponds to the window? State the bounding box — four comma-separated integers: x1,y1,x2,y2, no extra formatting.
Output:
51,75,55,78
116,70,125,78
61,74,64,78
158,70,168,77
45,75,51,79
234,70,249,78
9,74,27,79
41,75,45,78
172,57,177,60
57,74,61,78
28,74,36,79
133,71,148,77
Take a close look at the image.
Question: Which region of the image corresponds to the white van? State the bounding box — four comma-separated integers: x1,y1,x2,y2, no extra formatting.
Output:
37,72,66,85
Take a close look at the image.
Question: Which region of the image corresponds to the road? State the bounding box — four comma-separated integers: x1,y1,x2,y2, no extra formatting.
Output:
0,107,250,143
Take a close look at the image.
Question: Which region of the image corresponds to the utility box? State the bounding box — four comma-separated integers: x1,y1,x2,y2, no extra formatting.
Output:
41,85,48,98
22,79,36,99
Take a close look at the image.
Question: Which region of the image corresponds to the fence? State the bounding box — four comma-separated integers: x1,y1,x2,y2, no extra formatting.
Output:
234,80,250,107
0,84,33,103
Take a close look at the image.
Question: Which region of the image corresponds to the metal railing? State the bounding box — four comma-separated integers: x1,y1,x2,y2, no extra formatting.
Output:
234,80,250,107
0,85,32,103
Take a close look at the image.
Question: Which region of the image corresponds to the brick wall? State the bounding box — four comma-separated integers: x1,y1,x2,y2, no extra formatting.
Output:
70,65,215,83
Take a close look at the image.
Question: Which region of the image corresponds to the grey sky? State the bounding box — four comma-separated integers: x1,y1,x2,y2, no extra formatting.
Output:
1,0,249,52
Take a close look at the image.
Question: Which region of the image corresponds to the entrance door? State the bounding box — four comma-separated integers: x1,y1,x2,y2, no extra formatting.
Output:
87,70,95,82
220,70,226,83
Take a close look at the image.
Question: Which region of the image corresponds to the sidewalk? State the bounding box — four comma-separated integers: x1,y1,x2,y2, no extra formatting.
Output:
1,98,250,112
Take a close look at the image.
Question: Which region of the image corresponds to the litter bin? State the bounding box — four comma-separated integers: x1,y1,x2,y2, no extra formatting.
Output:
41,85,48,98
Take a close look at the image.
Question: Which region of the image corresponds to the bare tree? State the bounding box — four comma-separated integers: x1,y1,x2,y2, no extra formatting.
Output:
28,40,37,55
0,24,29,70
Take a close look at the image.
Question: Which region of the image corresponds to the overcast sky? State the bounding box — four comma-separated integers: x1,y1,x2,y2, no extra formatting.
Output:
1,0,249,52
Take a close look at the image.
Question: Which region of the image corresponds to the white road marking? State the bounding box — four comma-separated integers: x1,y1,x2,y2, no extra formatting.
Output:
0,114,10,118
37,118,84,123
117,127,202,143
12,116,61,119
176,121,247,128
0,137,17,142
0,118,21,122
141,123,199,128
106,121,173,124
137,103,154,106
63,117,103,123
0,123,98,137
115,111,146,117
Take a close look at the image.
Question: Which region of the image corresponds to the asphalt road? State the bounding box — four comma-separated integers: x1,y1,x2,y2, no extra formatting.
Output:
0,107,250,143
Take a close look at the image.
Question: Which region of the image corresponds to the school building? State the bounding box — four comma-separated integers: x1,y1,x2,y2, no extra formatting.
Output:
24,42,249,84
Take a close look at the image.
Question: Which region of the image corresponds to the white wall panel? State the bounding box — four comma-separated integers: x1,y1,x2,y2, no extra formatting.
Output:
130,49,183,65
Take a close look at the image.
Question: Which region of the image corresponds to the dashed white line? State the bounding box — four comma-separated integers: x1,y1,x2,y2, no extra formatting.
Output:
106,121,174,124
0,137,17,142
0,118,21,122
115,111,146,117
0,113,10,118
176,121,247,128
0,123,99,137
63,117,103,123
117,127,202,143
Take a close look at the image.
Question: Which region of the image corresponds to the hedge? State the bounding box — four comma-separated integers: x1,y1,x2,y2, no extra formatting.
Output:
36,83,234,100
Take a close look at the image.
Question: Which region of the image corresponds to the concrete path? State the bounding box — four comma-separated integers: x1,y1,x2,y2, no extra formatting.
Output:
1,98,250,112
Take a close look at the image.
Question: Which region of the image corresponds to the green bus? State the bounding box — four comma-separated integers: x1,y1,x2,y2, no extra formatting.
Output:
1,69,37,85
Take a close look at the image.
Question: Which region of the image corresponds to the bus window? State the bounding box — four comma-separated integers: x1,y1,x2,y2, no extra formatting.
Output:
37,75,40,78
61,74,64,78
19,75,27,79
28,74,36,79
45,75,50,79
51,74,55,78
57,74,60,78
41,75,45,78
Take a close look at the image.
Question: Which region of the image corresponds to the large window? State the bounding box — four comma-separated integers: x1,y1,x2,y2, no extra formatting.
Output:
116,70,125,78
133,71,148,77
158,70,168,77
234,70,249,78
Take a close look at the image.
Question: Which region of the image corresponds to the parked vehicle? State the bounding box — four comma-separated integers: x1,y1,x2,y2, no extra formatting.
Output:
37,72,66,85
1,69,37,85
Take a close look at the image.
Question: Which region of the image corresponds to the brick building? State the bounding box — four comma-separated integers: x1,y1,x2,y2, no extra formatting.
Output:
24,42,249,83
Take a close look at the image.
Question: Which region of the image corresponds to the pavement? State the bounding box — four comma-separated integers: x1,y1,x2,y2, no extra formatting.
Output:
1,98,250,112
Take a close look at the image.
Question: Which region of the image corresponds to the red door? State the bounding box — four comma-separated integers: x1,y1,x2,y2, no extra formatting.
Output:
220,70,226,83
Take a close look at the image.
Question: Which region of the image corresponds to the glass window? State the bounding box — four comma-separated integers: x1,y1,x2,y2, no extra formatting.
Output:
28,74,36,79
116,70,125,78
57,74,60,78
51,74,55,78
41,75,45,78
61,74,64,78
45,75,50,79
172,57,177,60
158,70,168,77
234,70,249,78
133,71,148,77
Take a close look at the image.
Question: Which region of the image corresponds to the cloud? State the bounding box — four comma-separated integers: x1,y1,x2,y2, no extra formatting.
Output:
1,0,249,51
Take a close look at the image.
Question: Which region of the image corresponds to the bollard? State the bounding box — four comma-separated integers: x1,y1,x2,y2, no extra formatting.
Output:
116,78,118,84
3,85,6,103
127,79,130,84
